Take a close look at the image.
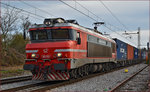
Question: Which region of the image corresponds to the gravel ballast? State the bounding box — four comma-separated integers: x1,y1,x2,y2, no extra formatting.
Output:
48,63,148,92
1,80,44,90
117,66,149,91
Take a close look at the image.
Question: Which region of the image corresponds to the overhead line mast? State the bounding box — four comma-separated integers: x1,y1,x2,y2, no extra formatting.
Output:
122,27,140,49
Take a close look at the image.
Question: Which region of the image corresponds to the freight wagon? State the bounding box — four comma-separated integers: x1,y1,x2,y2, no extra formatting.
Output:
113,38,127,61
113,38,143,65
134,47,138,59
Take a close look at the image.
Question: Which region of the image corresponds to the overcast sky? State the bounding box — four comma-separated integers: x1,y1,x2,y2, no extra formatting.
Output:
1,0,149,48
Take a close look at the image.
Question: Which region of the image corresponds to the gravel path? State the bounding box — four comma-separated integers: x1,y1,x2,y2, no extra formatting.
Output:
48,63,148,92
117,66,150,92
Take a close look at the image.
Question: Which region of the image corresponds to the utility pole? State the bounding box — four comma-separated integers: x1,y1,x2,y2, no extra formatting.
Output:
122,27,140,49
138,27,140,49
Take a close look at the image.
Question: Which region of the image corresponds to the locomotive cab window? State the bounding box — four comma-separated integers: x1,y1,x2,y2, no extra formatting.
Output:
51,29,70,39
30,30,48,40
29,29,76,43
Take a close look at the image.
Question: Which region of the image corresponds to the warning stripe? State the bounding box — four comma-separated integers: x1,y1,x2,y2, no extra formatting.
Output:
61,72,67,80
65,72,70,79
36,73,40,80
63,72,68,80
55,72,63,80
58,72,65,80
65,72,69,79
32,74,35,80
50,73,55,80
39,73,43,80
33,74,38,80
51,72,57,80
49,73,54,80
35,73,39,80
53,72,60,80
32,72,70,81
47,74,53,80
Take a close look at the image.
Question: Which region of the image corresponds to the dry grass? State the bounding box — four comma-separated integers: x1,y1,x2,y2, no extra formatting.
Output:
1,65,23,71
1,65,31,78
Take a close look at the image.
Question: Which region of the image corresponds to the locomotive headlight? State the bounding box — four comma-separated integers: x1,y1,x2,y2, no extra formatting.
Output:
31,53,36,58
57,53,62,57
45,21,51,25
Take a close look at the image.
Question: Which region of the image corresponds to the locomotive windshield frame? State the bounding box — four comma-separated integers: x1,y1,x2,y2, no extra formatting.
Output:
29,28,76,43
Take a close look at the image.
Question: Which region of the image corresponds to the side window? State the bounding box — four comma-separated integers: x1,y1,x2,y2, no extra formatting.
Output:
77,32,80,39
77,32,81,45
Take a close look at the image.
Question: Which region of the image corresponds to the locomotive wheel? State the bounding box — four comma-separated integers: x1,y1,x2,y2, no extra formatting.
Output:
101,64,105,72
109,63,114,70
84,65,89,76
69,70,74,79
106,63,110,71
78,67,83,77
73,69,78,79
117,62,121,68
103,63,110,72
97,64,102,72
89,65,94,73
82,65,88,76
112,63,116,69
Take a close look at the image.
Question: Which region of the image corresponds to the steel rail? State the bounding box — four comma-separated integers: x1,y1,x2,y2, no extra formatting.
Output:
1,81,47,92
1,62,145,92
110,65,149,92
1,75,32,85
29,62,145,92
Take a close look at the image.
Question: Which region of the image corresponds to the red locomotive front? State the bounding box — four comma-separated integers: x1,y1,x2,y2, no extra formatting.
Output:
24,18,116,81
24,18,87,80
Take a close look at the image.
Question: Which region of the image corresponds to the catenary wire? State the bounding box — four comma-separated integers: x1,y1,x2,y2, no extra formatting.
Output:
1,2,46,19
19,0,58,18
63,1,137,46
1,1,138,46
98,0,130,31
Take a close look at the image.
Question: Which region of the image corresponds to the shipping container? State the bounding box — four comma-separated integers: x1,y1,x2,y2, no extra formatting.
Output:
146,52,149,64
141,51,146,59
113,38,127,60
138,49,141,59
134,47,138,59
127,44,134,60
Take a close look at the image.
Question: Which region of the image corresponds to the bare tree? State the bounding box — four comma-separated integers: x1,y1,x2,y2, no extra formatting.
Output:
1,6,21,50
20,16,31,40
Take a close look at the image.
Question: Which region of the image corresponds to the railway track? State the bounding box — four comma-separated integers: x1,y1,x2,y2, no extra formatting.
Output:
1,62,146,92
1,75,32,85
110,65,149,92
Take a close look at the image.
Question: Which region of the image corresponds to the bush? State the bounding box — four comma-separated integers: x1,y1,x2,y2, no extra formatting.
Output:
1,48,26,66
1,33,28,66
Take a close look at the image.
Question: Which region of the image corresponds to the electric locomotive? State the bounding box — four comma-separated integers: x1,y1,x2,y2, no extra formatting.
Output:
23,18,116,81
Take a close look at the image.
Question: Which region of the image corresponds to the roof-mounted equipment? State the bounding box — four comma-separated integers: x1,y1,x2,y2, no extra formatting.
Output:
66,20,79,25
93,22,104,34
44,18,66,26
93,22,104,30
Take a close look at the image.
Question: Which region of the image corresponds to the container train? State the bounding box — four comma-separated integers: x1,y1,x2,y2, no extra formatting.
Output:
23,18,146,81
